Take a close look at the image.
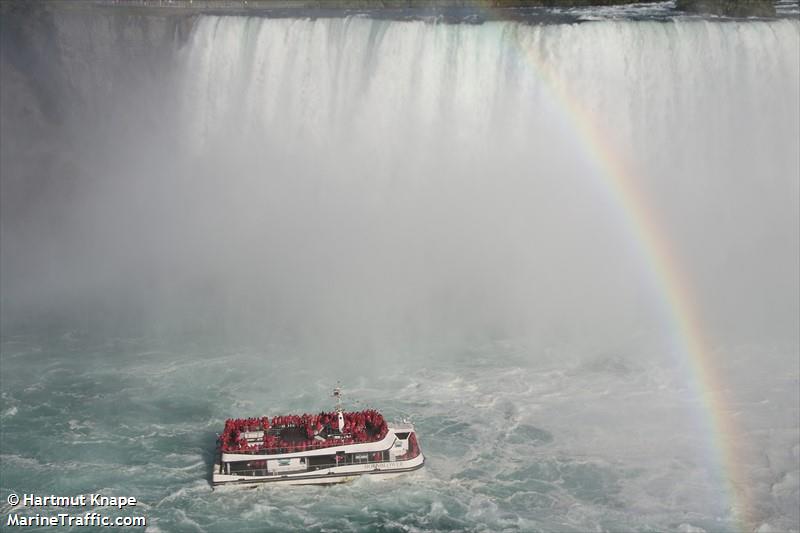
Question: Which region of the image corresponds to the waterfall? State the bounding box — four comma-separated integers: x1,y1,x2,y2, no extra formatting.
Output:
2,10,798,350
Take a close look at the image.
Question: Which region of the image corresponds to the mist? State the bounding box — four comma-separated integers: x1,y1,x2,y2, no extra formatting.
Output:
2,9,797,361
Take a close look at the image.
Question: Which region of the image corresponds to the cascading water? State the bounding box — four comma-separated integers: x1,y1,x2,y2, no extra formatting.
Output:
1,5,798,532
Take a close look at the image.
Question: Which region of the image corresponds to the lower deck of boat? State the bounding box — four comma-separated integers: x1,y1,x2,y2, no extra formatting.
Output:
212,455,425,487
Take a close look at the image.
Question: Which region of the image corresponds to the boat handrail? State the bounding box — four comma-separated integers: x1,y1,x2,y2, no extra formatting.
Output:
221,433,390,455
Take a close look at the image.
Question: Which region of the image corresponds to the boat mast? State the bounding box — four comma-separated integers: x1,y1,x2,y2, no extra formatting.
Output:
333,383,345,434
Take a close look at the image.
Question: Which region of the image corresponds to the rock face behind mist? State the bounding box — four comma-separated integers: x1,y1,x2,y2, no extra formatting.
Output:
99,0,661,5
676,0,776,17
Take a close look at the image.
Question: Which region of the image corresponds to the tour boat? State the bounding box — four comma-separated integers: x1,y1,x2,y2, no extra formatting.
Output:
212,388,424,486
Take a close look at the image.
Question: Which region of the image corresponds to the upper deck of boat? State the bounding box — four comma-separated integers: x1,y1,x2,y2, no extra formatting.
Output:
219,409,391,456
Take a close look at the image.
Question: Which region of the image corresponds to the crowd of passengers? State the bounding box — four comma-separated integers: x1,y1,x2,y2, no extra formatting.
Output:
221,409,389,453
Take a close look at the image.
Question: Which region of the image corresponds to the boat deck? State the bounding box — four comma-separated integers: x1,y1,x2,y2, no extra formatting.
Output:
219,409,389,455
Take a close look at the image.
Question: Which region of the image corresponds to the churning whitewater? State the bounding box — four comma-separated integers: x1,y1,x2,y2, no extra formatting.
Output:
1,5,798,533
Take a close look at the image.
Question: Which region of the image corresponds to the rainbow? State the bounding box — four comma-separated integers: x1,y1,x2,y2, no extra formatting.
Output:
485,17,753,531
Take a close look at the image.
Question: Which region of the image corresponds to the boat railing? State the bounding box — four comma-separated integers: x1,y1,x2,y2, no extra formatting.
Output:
221,437,382,455
221,430,392,455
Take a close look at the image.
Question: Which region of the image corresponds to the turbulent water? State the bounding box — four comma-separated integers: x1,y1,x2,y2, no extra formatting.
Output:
1,4,798,532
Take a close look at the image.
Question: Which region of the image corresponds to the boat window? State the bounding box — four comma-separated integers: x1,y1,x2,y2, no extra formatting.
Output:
395,432,409,440
228,461,266,476
308,455,337,468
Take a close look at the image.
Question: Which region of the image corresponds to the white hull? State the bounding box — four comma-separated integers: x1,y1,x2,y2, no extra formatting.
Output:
213,453,424,487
